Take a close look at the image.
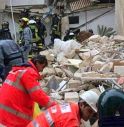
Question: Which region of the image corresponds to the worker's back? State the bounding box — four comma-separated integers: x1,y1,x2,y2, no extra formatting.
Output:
27,102,80,127
98,88,124,127
0,64,38,127
0,39,24,80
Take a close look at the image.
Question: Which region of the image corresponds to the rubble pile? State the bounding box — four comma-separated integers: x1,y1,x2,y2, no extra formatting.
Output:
40,34,124,103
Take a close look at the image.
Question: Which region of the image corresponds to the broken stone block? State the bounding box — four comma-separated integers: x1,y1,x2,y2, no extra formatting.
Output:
74,72,83,78
46,76,59,90
114,66,124,76
67,59,83,68
92,61,105,71
88,35,101,43
43,67,56,76
50,92,63,100
112,60,124,71
61,68,74,78
40,50,55,61
79,50,99,60
113,35,124,42
92,55,103,62
82,72,100,77
79,52,91,60
79,90,85,96
68,79,82,88
64,92,79,102
54,68,63,77
100,36,109,43
68,65,79,73
99,62,113,73
65,50,76,58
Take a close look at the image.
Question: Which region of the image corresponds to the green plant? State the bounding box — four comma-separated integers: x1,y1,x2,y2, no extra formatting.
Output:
97,25,116,37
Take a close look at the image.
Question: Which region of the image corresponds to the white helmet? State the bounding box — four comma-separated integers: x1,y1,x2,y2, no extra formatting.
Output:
79,89,100,112
28,20,36,24
69,32,74,36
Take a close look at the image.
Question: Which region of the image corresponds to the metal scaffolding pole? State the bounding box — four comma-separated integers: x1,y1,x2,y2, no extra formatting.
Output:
10,0,17,42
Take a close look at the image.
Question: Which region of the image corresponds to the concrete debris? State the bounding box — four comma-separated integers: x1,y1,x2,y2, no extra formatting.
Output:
39,34,124,108
64,92,79,102
50,92,63,100
40,50,55,62
88,35,101,43
68,79,82,88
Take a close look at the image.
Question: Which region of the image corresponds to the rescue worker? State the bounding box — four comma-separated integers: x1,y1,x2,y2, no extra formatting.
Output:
27,88,100,127
19,17,32,61
36,17,47,47
68,32,76,40
0,39,24,81
50,24,61,45
0,54,57,127
50,13,61,46
51,13,60,27
0,21,12,40
63,29,70,41
28,19,41,56
88,29,94,34
98,88,124,127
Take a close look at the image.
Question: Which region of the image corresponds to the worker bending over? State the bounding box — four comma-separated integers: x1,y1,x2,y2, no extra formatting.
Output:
0,55,56,127
98,88,124,127
27,89,100,127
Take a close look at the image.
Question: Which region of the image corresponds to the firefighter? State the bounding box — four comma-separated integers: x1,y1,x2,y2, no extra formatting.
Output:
0,21,12,40
68,32,76,40
63,29,70,41
28,19,41,56
50,24,61,45
0,54,57,127
19,17,32,61
0,39,24,81
51,13,60,27
27,89,100,127
50,13,61,46
36,16,47,47
98,88,124,127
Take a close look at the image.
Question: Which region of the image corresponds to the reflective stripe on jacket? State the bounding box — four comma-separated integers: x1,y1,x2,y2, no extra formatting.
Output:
27,103,80,127
0,61,53,127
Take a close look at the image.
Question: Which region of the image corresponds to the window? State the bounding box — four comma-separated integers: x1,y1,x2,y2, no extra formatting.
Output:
69,16,79,24
99,0,115,3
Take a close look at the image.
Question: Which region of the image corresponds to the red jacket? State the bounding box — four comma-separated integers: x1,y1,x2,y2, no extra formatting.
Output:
0,61,56,127
27,102,80,127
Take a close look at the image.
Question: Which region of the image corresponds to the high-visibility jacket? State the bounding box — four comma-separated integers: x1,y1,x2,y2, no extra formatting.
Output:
0,61,56,127
27,102,80,127
29,24,41,43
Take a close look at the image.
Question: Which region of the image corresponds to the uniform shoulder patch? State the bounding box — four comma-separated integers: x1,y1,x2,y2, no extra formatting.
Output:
60,103,71,113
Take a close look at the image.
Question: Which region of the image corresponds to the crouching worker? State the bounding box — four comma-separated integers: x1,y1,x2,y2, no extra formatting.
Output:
98,88,124,127
0,55,57,127
27,89,100,127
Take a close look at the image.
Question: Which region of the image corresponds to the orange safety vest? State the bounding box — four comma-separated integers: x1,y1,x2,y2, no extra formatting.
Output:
27,102,80,127
0,61,55,127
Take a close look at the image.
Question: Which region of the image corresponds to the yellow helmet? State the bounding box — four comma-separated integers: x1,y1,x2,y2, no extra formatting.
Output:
19,17,29,23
